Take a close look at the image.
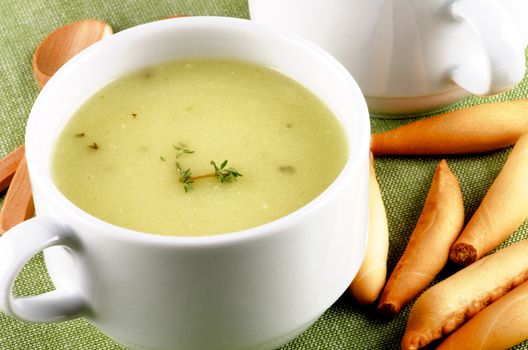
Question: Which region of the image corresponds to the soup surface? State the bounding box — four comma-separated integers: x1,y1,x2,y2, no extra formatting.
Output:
52,58,348,236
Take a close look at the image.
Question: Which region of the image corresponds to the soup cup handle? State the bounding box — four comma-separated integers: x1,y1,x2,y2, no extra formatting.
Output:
448,0,526,95
0,217,86,323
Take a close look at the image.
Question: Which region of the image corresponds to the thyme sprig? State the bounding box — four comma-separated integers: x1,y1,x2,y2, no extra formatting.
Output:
211,160,243,183
176,162,194,193
173,143,242,192
177,159,242,192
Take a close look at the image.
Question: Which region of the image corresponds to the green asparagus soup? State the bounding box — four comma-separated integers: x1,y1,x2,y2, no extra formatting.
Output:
52,58,348,236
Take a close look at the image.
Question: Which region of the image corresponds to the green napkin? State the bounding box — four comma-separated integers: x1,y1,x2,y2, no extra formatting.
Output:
0,1,527,349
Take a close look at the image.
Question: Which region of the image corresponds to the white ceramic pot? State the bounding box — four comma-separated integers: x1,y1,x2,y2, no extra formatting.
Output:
0,17,370,350
249,0,528,115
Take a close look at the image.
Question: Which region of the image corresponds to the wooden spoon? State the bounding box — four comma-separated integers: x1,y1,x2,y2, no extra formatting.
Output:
32,19,113,87
0,145,25,193
0,156,34,235
0,19,113,235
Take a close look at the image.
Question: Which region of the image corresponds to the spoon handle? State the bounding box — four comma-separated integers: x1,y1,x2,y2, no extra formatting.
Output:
0,155,34,235
0,145,25,193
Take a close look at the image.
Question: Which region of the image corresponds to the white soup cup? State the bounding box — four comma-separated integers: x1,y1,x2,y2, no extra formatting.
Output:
0,17,369,350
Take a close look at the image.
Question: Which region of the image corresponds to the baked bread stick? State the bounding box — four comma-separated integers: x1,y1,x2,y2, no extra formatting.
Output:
371,101,528,155
437,280,528,350
378,160,464,316
401,239,528,350
349,153,389,304
450,133,528,265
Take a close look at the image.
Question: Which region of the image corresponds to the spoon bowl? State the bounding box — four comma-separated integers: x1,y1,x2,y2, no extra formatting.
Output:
32,19,112,87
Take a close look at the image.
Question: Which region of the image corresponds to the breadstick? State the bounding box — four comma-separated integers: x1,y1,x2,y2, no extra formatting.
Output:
450,133,528,266
349,153,389,304
401,239,528,350
0,145,24,192
437,280,528,350
0,156,34,235
371,101,528,155
378,160,464,316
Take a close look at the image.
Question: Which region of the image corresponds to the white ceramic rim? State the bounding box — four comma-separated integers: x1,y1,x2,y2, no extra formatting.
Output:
26,17,370,247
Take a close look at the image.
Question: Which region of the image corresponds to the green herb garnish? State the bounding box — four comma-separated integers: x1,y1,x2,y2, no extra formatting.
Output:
75,132,85,137
173,143,194,159
88,142,99,150
176,160,242,192
173,144,242,192
211,160,243,183
176,162,194,193
160,156,166,162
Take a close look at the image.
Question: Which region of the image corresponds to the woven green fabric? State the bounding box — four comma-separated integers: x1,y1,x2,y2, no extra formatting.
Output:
1,1,527,349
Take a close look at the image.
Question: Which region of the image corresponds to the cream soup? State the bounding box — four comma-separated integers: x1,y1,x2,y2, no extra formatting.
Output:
52,59,348,236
